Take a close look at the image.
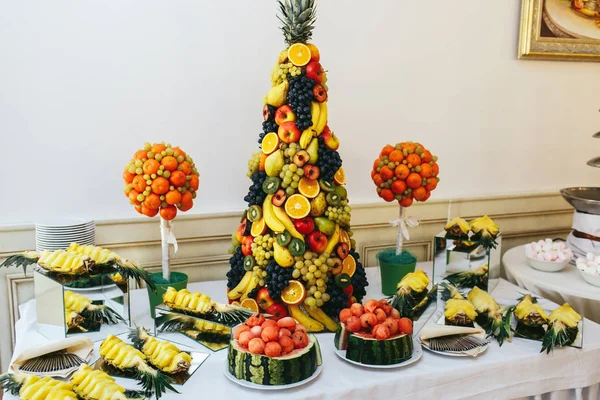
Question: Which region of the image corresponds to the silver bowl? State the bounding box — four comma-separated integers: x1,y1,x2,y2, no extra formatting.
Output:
560,187,600,215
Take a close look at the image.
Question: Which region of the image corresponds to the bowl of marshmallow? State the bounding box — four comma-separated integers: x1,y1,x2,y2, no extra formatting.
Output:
524,239,573,272
576,253,600,287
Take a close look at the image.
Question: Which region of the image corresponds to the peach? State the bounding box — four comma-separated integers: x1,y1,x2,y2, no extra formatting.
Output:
363,300,378,314
372,324,391,340
248,338,266,355
295,324,307,332
390,308,401,320
238,331,254,347
279,328,292,338
262,319,278,329
375,309,387,323
350,303,364,317
261,325,280,342
246,313,265,327
234,324,250,340
345,316,362,333
277,317,296,330
360,313,378,329
292,330,309,349
250,325,262,338
264,341,283,357
383,317,399,335
279,335,295,354
339,308,352,323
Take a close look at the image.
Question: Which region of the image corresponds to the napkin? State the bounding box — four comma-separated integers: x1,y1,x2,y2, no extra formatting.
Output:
11,336,93,377
420,321,486,357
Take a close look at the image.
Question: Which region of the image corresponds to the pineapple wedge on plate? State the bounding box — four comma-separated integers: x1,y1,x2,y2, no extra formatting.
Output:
64,291,124,331
513,294,549,340
70,364,145,400
391,270,431,317
467,287,513,346
444,299,478,327
0,372,77,400
541,303,582,353
129,327,192,374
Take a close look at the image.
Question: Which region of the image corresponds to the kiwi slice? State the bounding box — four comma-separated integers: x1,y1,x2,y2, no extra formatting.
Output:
277,231,292,246
243,255,255,271
326,192,341,206
289,238,306,257
319,179,336,193
335,185,347,199
335,273,352,288
248,205,262,222
262,177,281,194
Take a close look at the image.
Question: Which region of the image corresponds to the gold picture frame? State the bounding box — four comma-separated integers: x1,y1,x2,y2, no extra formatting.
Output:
519,0,600,61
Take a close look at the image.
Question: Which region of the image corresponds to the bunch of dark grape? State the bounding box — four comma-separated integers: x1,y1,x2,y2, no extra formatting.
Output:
350,249,368,302
260,120,278,145
321,284,349,321
265,260,293,300
287,73,316,130
247,286,260,300
226,247,245,290
317,137,343,182
244,171,267,206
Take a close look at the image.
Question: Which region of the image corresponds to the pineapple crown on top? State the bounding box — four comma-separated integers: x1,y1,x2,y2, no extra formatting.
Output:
277,0,317,45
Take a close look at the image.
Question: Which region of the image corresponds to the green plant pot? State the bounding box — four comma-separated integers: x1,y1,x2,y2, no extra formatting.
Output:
146,272,188,319
376,248,417,296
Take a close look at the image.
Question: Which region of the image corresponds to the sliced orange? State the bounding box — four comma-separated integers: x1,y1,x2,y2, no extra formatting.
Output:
339,229,351,245
231,301,241,307
288,43,311,66
341,255,356,277
251,218,267,237
261,132,280,154
240,298,259,312
334,167,346,185
281,280,307,305
298,178,320,199
285,194,311,219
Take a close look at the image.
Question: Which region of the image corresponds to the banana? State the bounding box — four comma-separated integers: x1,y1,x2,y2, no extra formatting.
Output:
310,102,320,128
228,271,252,299
240,275,260,301
273,242,294,267
272,206,305,241
324,224,340,255
299,129,315,149
263,195,285,232
315,102,327,135
306,306,339,332
288,304,325,332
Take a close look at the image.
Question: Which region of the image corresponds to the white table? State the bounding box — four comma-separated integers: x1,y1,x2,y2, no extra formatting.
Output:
7,264,600,400
503,245,600,324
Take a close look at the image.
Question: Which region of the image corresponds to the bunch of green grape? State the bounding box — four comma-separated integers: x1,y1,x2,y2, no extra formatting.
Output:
270,62,296,85
282,142,299,159
247,151,261,178
279,163,305,196
325,200,352,227
292,251,333,307
251,234,274,268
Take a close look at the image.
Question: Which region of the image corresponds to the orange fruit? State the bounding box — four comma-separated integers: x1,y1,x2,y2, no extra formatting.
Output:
259,153,267,171
421,190,431,202
391,180,407,195
406,173,422,189
432,163,439,176
281,280,307,305
132,175,148,192
406,153,421,167
287,43,311,66
169,170,186,187
400,197,413,207
134,149,148,160
395,165,410,180
334,167,346,185
298,178,320,198
178,199,193,212
285,194,311,219
251,218,267,237
179,161,192,175
380,189,395,202
144,193,161,209
380,145,395,157
388,150,404,163
425,178,438,191
143,159,160,175
134,204,143,214
261,132,280,154
128,190,141,205
306,43,320,62
141,205,159,217
165,190,182,205
123,170,135,184
151,177,170,195
373,158,382,170
160,205,177,220
341,255,357,277
172,147,186,158
401,142,416,153
161,156,178,172
421,150,433,163
419,163,433,178
240,298,259,312
380,166,393,181
412,186,427,201
151,143,167,154
372,174,383,187
189,174,199,191
178,191,193,211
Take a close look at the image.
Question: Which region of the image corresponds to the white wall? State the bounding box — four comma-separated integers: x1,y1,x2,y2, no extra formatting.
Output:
0,0,599,225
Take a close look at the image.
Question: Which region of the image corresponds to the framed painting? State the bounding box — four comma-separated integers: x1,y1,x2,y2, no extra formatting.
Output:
519,0,600,61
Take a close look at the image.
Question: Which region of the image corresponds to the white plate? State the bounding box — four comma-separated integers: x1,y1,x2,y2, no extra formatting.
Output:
224,365,322,390
35,218,93,227
526,255,569,272
420,340,489,357
334,337,422,369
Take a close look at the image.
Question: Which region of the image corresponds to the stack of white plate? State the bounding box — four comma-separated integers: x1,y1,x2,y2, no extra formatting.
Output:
35,218,95,251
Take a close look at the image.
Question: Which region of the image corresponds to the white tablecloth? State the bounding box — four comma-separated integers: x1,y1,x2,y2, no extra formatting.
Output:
503,246,600,324
6,264,600,400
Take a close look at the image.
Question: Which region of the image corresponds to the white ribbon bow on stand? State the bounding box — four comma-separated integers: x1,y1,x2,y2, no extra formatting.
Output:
389,207,420,255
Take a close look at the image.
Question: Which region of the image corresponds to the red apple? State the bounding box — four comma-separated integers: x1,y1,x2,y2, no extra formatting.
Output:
241,236,254,256
306,61,324,83
321,129,339,151
266,303,288,321
278,121,301,144
257,288,276,310
313,84,327,102
274,105,296,125
303,164,320,180
294,217,315,235
307,231,327,253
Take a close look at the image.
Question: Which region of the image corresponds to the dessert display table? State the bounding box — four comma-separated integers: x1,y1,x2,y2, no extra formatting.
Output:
7,264,600,400
503,246,600,324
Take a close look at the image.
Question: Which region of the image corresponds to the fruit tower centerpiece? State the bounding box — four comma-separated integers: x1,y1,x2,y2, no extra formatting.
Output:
226,0,368,331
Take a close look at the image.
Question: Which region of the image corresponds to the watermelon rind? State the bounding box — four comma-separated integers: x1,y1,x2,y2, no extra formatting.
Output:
345,333,413,366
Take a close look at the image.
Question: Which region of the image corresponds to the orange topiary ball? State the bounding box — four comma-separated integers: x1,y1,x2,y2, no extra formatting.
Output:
372,142,439,207
123,142,200,220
